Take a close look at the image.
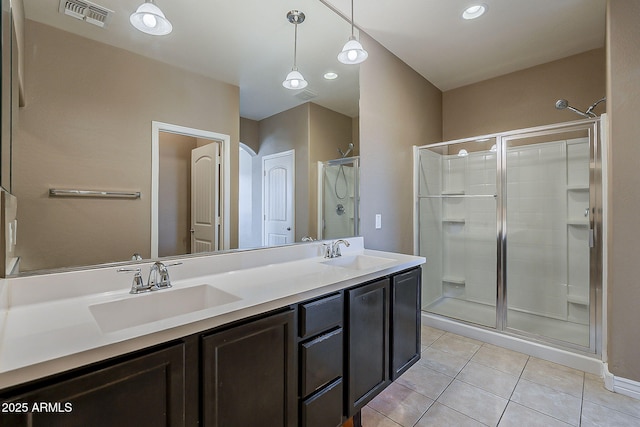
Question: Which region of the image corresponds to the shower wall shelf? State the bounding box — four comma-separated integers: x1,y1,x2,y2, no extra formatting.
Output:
567,219,589,226
442,277,465,285
566,294,589,305
442,190,465,196
442,219,465,223
567,185,589,191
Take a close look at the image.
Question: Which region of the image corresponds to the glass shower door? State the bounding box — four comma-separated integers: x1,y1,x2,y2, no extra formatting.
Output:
419,139,498,328
503,126,596,350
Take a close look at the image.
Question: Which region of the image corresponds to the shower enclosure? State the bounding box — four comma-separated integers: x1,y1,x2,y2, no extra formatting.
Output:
415,118,603,354
318,157,360,240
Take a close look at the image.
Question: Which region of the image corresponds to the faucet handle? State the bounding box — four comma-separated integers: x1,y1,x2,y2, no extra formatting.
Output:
118,267,151,294
154,261,182,290
322,243,332,258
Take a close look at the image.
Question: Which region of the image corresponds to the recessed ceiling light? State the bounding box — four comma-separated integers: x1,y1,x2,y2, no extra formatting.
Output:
324,72,338,80
462,4,487,20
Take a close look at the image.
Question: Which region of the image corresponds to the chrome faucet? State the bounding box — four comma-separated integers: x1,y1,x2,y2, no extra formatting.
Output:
118,261,182,294
148,261,182,290
323,239,350,258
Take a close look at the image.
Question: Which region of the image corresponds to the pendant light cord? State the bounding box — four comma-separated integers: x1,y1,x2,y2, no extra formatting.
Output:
293,22,298,68
350,0,355,37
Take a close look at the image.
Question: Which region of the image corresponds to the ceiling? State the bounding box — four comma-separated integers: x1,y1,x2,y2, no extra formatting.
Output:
326,0,608,91
25,0,607,120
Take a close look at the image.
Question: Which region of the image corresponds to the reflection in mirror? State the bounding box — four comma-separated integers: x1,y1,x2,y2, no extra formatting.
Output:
9,0,360,274
319,156,359,240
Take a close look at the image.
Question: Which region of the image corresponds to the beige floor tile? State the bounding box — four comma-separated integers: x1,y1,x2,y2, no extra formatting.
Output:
437,379,508,426
498,402,573,427
521,357,584,398
457,361,519,399
361,406,403,427
415,402,485,427
368,382,434,427
395,363,453,400
583,373,640,418
511,379,581,426
581,400,640,427
471,343,529,377
421,325,445,347
419,346,468,377
443,332,485,347
430,333,481,360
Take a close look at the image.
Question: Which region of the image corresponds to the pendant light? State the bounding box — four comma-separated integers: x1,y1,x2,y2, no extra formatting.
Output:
130,0,173,36
338,0,368,65
283,10,308,90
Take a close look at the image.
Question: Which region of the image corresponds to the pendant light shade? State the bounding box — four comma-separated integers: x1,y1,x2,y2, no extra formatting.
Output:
130,0,172,36
338,36,368,65
338,0,367,65
283,68,308,90
283,11,308,90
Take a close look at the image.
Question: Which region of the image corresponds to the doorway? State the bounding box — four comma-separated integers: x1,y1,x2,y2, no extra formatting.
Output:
151,121,230,258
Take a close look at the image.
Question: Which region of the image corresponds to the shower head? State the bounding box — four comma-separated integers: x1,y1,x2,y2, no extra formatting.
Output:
554,99,591,118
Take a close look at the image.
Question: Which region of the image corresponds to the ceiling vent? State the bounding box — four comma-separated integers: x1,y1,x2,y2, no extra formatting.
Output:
294,89,318,101
59,0,114,28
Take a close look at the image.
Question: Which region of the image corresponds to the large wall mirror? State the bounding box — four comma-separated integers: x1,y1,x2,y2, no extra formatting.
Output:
2,0,360,274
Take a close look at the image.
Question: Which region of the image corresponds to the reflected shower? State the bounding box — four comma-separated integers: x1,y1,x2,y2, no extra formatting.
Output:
555,97,606,118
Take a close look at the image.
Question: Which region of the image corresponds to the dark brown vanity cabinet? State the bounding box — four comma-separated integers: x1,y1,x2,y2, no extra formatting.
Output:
0,343,186,427
0,266,422,426
201,309,297,427
298,293,344,427
345,267,422,417
346,278,391,417
390,268,422,380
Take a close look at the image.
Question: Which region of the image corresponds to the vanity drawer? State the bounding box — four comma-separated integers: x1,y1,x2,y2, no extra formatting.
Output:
300,328,343,397
299,293,343,339
301,378,343,427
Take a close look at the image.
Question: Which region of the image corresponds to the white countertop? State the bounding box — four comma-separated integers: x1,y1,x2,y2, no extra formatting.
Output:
0,238,424,389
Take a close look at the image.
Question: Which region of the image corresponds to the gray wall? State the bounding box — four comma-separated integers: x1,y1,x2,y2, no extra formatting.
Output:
359,33,442,254
606,0,640,383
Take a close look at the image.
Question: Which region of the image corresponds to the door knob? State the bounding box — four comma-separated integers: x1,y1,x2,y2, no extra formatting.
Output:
286,227,291,231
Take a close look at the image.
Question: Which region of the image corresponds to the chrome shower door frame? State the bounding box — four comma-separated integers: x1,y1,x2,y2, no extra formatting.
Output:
416,117,603,356
498,118,602,355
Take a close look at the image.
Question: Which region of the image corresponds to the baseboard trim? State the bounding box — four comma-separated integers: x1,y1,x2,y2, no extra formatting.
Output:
603,363,640,400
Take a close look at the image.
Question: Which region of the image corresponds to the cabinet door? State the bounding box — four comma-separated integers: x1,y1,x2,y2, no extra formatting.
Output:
390,268,422,380
202,309,296,427
1,343,185,427
346,278,390,417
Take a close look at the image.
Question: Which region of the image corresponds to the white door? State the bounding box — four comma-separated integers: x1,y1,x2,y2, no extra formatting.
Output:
262,150,295,245
191,143,220,253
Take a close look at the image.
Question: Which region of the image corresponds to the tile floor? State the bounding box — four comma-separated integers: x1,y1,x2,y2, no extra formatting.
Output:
363,325,640,426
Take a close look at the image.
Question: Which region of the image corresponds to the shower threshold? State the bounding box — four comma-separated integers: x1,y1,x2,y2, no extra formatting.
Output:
424,297,590,348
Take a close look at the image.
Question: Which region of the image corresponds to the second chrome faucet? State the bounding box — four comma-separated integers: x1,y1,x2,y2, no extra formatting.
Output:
323,239,350,258
118,261,182,294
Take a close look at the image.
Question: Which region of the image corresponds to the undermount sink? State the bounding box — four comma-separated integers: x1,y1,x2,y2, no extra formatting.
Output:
321,254,395,270
90,284,241,333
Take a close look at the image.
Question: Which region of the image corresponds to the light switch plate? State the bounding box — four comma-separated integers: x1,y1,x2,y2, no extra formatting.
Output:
375,214,382,229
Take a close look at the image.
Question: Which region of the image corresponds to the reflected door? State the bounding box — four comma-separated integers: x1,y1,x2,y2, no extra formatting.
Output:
262,150,295,246
191,143,220,253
